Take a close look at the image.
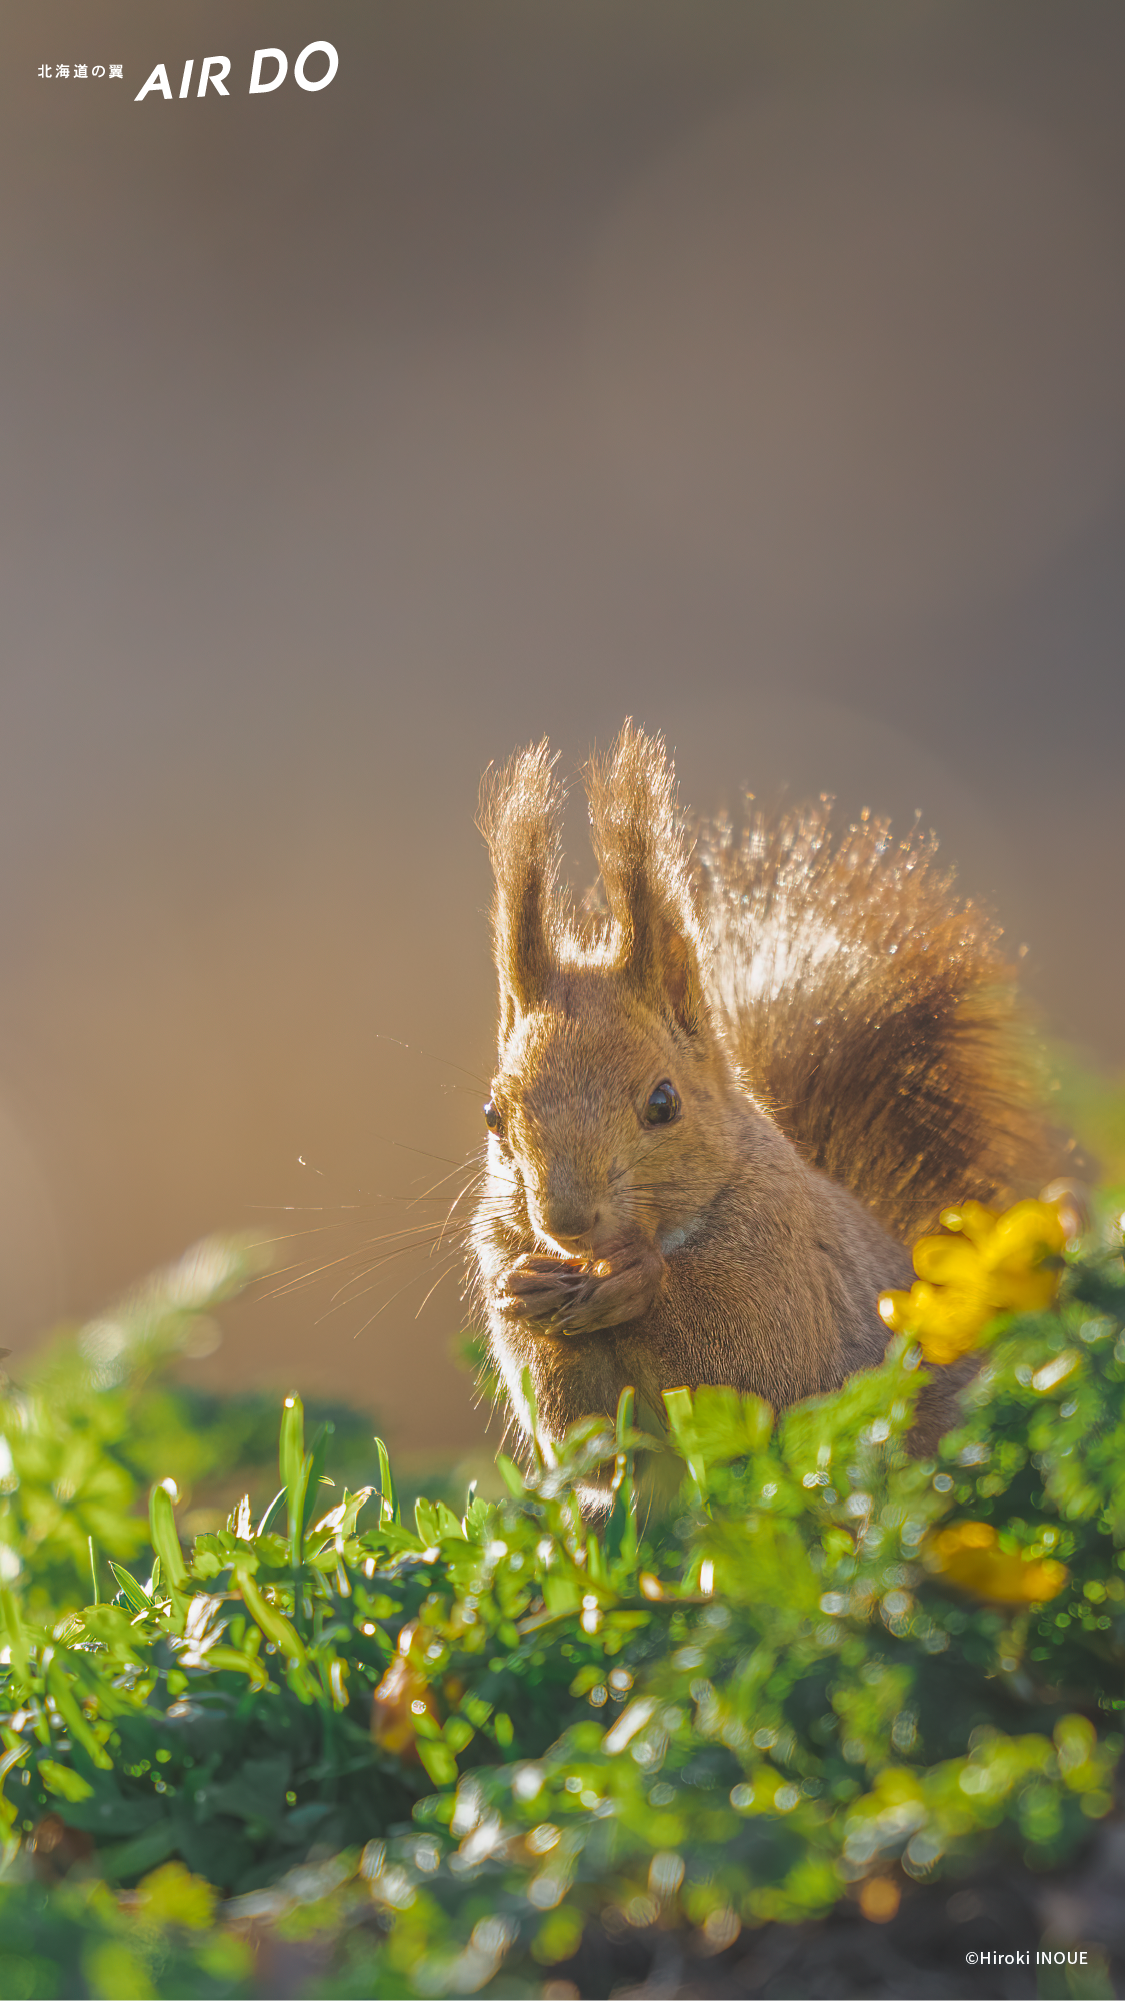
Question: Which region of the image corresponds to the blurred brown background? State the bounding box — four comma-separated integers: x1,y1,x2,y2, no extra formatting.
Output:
1,1,1123,1461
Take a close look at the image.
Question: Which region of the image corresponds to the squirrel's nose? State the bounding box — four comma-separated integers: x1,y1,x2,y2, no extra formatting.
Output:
538,1197,598,1246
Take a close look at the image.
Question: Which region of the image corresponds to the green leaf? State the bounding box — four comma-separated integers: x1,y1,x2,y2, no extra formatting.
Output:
278,1394,305,1499
443,1716,474,1754
415,1737,458,1786
568,1665,604,1696
665,1383,774,1473
0,1744,30,1789
615,1384,636,1450
148,1484,187,1593
375,1437,397,1524
495,1453,525,1499
108,1563,153,1616
780,1340,919,1471
0,1585,29,1685
38,1758,95,1803
280,1397,317,1567
45,1658,112,1770
256,1487,286,1536
235,1565,307,1667
308,1485,374,1543
431,1500,465,1542
200,1644,269,1688
520,1365,545,1468
300,1421,334,1544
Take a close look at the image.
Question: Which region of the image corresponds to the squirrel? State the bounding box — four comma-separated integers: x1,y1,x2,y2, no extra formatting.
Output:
469,722,1053,1478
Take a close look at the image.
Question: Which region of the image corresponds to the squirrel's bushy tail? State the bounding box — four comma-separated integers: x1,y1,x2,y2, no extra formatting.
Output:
693,798,1053,1243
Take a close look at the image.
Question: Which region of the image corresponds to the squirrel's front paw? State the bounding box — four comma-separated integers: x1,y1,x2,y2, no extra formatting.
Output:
496,1242,664,1336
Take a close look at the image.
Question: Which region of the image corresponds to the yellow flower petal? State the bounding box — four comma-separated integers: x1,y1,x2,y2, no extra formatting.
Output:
877,1289,913,1332
928,1521,1068,1603
940,1202,999,1247
883,1196,1066,1365
914,1288,991,1364
913,1238,982,1286
981,1200,1066,1273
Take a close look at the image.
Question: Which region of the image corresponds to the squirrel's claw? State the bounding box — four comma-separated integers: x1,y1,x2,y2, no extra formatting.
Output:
497,1243,665,1336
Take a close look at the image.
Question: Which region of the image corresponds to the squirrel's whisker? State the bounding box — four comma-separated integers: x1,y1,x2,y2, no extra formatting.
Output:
372,1031,489,1092
346,1250,464,1338
414,1261,460,1320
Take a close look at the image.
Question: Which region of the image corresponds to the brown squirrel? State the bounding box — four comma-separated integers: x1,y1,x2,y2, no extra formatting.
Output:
469,722,1051,1471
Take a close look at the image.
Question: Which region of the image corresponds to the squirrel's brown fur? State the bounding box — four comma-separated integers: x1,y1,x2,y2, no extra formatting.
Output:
693,800,1047,1246
470,723,1051,1472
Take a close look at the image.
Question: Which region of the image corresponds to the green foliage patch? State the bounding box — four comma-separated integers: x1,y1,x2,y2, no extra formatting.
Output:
1,1204,1124,1995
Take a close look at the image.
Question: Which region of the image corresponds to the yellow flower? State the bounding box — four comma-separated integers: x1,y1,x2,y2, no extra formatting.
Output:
131,1860,218,1930
878,1198,1066,1364
926,1520,1068,1604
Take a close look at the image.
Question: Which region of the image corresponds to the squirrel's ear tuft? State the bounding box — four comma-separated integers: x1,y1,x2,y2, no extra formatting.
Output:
479,740,564,1038
587,721,707,1036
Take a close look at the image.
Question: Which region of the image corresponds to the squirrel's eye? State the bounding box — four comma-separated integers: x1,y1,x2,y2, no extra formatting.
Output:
643,1081,681,1126
483,1097,504,1137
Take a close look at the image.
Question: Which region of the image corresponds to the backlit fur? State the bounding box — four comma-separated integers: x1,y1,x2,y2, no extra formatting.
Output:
471,724,1051,1467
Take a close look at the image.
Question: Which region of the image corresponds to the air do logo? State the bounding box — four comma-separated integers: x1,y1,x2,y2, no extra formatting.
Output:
135,43,338,100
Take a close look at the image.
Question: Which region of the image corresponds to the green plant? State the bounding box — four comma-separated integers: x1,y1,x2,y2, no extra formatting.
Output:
0,1236,400,1628
1,1198,1124,1996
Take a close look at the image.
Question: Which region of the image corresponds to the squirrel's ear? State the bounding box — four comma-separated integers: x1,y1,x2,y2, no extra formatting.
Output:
587,721,707,1036
479,740,564,1040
